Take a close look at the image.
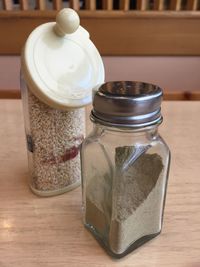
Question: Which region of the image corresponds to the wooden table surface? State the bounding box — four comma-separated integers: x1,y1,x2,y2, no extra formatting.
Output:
0,100,199,267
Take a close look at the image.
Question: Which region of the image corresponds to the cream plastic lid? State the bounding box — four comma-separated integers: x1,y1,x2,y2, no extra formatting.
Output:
21,8,105,110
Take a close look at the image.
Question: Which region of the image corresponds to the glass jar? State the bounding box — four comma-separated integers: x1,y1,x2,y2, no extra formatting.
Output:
21,75,85,196
20,8,104,196
81,81,171,258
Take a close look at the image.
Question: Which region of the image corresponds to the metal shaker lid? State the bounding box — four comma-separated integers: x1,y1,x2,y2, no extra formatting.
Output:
91,81,163,128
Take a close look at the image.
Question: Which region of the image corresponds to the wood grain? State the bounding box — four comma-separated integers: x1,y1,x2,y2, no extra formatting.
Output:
163,91,185,100
19,0,29,10
69,0,80,10
0,10,200,56
187,0,199,10
119,0,130,10
2,0,13,10
0,100,199,266
102,0,113,10
154,0,165,10
0,89,21,99
137,0,149,10
85,0,96,10
1,88,200,100
36,0,46,10
52,0,62,10
170,0,182,10
183,90,200,100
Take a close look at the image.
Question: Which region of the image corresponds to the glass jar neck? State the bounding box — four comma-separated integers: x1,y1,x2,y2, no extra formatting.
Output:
92,122,159,140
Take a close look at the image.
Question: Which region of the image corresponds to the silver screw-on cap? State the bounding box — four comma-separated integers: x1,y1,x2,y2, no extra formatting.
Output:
91,81,163,128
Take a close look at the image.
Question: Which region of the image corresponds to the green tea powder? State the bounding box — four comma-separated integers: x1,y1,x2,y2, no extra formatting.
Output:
86,145,164,254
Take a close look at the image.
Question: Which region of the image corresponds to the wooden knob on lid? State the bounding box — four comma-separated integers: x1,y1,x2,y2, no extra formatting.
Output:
54,8,80,36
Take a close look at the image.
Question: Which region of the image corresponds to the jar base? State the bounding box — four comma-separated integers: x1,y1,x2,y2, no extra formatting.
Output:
85,223,161,259
29,179,81,197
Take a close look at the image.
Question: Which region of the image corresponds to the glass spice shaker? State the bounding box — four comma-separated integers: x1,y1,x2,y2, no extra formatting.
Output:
81,81,170,258
20,8,104,197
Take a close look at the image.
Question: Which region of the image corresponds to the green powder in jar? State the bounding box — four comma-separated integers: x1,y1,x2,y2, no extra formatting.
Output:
86,145,164,254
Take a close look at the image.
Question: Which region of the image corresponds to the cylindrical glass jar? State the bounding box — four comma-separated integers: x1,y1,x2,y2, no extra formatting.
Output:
81,81,170,258
20,8,105,196
21,76,85,196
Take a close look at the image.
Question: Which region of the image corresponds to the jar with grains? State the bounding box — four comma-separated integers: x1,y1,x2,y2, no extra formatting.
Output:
81,81,171,258
20,8,104,196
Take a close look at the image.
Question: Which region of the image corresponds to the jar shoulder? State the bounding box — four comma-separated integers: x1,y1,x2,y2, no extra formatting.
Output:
82,130,170,168
83,129,170,150
156,134,171,154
